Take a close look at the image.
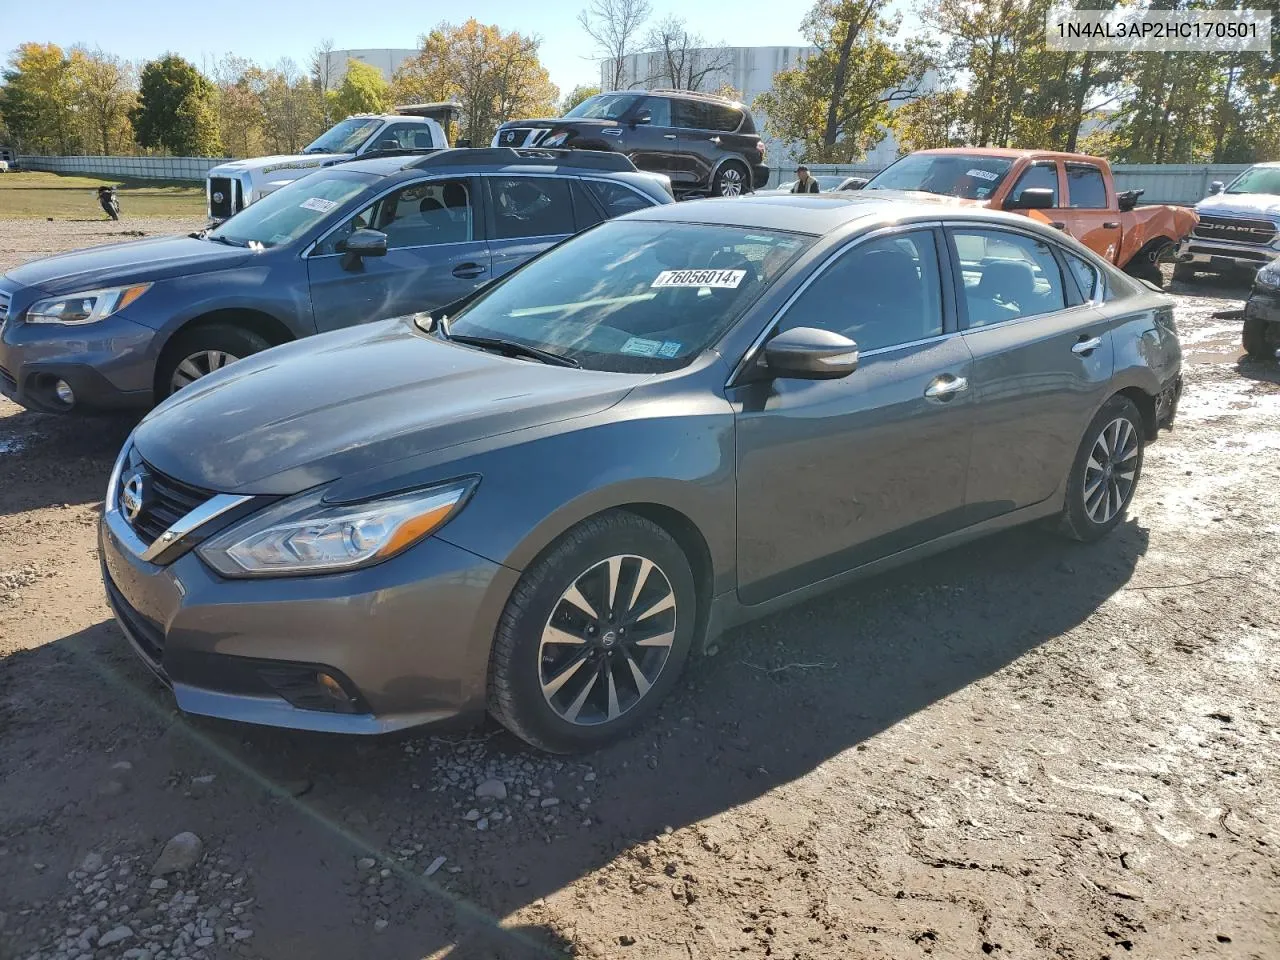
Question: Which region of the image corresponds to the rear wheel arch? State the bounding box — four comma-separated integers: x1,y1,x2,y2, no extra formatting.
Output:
1114,385,1158,440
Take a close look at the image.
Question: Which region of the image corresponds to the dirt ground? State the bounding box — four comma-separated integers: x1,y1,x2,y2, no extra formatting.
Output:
0,219,1277,960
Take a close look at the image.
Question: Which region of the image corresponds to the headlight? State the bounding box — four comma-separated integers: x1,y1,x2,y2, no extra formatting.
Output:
26,283,151,325
1256,261,1280,288
541,131,569,148
197,478,478,577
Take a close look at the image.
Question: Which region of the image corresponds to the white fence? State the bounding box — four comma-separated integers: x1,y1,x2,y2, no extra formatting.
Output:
14,154,1257,206
769,162,1253,205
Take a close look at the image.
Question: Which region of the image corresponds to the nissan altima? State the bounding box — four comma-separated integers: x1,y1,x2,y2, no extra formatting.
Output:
100,194,1182,753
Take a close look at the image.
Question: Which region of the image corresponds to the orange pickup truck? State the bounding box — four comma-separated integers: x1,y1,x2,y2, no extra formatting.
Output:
862,148,1198,285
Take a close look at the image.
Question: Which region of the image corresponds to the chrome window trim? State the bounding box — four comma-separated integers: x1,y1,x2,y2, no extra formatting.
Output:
728,221,947,386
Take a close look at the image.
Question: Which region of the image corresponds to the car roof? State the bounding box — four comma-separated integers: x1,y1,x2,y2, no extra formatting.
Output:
910,147,1110,165
336,151,652,181
625,193,1056,236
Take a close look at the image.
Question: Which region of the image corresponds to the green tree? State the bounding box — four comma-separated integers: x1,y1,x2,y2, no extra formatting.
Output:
0,43,79,154
69,47,137,155
133,54,221,155
561,84,600,112
893,87,967,153
212,55,265,158
259,58,324,154
332,59,390,118
754,0,928,162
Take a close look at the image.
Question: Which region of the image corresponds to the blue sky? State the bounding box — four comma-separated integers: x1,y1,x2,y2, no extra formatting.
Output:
1,0,818,97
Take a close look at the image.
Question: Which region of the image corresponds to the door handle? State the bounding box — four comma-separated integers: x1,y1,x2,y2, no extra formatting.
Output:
1103,221,1121,229
1072,335,1103,355
663,134,677,140
452,263,487,279
924,374,968,400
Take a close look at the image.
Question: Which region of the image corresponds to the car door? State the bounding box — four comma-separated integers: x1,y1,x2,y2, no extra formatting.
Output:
731,226,975,606
306,176,491,333
483,174,578,280
1058,162,1122,262
671,98,719,189
625,97,693,187
947,224,1113,521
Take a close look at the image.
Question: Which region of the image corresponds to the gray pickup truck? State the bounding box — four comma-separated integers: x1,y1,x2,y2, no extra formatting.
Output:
1174,163,1280,280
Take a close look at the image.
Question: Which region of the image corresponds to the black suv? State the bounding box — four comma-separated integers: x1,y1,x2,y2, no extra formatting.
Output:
493,90,769,198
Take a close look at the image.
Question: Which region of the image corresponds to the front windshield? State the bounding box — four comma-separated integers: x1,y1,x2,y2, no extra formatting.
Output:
1226,166,1280,195
208,172,372,249
304,117,383,155
444,220,813,373
563,93,643,121
865,154,1014,200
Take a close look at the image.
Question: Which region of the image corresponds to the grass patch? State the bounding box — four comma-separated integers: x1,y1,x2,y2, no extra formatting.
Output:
0,170,205,219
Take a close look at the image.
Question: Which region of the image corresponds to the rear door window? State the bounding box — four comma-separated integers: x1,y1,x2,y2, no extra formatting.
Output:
488,176,575,239
950,229,1068,327
671,99,712,130
1066,165,1108,209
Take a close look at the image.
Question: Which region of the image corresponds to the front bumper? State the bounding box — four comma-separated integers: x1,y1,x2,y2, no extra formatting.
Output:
1175,237,1278,272
1245,287,1280,325
0,313,156,413
99,506,518,734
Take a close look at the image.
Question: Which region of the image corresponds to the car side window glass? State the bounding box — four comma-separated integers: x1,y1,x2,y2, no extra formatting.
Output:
584,179,652,218
367,123,436,152
640,97,672,127
708,104,742,132
671,99,709,130
777,230,944,352
570,180,605,230
1010,163,1058,206
317,179,473,254
1066,165,1108,209
1064,251,1100,300
952,229,1067,327
490,177,575,240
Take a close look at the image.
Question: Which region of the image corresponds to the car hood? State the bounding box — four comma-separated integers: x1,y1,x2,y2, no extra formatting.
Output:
207,153,346,176
1196,192,1280,219
4,235,253,295
858,188,990,207
132,318,640,495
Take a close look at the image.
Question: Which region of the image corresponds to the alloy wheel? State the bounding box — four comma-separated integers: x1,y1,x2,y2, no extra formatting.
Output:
1083,417,1139,524
718,167,745,197
171,350,239,392
538,554,677,726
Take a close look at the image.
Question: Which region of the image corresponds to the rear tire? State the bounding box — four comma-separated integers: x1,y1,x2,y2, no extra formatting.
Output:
712,162,749,198
1056,395,1145,543
156,324,270,402
1243,316,1277,362
487,510,698,753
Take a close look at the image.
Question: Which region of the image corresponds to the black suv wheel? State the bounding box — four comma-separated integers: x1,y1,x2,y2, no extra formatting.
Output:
713,161,750,198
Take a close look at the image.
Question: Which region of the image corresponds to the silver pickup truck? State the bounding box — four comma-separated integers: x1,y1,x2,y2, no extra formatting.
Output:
205,103,461,222
1174,163,1280,280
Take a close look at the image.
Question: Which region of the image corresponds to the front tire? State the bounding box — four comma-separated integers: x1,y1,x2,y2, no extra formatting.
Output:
1243,316,1278,362
156,324,270,401
1057,395,1145,542
1172,263,1196,283
712,162,749,198
487,511,698,753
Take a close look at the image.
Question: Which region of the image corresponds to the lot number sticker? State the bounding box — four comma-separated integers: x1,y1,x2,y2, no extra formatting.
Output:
652,269,746,289
966,169,1001,182
300,197,339,213
621,337,662,357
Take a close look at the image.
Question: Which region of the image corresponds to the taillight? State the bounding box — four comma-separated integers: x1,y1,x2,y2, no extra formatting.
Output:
756,141,766,161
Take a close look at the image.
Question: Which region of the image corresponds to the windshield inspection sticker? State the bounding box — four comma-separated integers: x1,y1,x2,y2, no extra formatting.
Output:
652,269,746,289
657,340,682,359
621,337,662,357
300,197,338,213
966,168,1001,181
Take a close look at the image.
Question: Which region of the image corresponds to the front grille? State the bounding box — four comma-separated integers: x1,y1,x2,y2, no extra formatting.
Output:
496,127,545,147
119,462,214,546
104,570,166,667
1194,215,1278,245
1188,244,1274,262
208,177,235,219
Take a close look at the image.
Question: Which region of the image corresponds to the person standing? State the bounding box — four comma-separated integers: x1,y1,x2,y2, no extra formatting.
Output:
791,165,820,194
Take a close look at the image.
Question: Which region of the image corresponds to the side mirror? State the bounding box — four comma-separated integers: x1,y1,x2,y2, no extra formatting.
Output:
1209,180,1225,195
762,327,859,380
631,111,651,127
1006,187,1055,210
340,228,388,270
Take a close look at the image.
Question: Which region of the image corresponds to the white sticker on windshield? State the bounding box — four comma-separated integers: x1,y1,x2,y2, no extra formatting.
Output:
652,269,745,289
966,168,1000,182
621,337,662,357
657,340,682,358
300,197,338,213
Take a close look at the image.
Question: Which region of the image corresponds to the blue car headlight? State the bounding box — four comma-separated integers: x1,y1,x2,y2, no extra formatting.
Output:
27,283,152,325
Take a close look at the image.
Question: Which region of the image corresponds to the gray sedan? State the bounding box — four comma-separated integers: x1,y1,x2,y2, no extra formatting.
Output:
100,194,1182,753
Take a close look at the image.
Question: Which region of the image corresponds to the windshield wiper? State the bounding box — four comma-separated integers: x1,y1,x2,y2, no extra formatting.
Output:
204,234,247,248
439,321,578,368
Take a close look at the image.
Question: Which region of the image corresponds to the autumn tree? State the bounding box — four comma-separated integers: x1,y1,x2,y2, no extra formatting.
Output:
212,55,265,157
259,58,323,153
641,16,733,90
755,0,928,162
562,84,601,112
0,43,80,154
578,0,651,90
133,54,221,155
310,38,338,125
392,21,558,145
332,59,390,118
67,48,136,155
892,87,967,153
